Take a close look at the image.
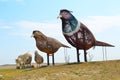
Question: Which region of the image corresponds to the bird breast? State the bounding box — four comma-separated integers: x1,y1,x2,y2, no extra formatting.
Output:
36,40,59,54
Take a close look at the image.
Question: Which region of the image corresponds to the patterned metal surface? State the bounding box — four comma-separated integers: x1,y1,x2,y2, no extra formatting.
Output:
59,9,114,50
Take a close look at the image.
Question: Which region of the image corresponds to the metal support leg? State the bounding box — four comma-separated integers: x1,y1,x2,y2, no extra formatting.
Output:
47,54,49,65
52,54,55,65
76,48,80,63
84,49,87,62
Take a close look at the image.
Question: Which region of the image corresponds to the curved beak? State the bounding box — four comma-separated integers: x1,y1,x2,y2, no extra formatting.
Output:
57,15,62,19
31,34,34,38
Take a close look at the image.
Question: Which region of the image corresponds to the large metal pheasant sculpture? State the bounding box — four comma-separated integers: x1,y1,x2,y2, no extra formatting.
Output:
58,9,114,62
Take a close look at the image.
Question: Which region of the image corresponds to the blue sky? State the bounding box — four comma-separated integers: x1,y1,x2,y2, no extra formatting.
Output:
0,0,120,65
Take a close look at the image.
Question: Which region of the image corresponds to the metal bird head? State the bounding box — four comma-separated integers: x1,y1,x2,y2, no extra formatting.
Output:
34,50,38,55
58,9,73,20
32,30,47,40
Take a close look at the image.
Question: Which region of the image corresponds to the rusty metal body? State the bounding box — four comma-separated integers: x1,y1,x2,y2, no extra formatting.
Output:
63,23,96,50
59,9,114,62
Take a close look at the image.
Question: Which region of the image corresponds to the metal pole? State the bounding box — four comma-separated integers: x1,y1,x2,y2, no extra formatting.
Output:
102,46,105,61
105,47,107,61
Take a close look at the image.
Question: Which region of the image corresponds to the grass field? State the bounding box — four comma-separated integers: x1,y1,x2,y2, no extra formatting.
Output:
0,60,120,80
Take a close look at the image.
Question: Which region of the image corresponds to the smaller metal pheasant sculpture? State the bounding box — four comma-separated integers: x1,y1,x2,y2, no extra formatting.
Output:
32,30,70,65
58,9,114,62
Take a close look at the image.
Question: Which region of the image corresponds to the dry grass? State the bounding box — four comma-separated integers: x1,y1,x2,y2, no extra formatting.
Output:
0,60,120,80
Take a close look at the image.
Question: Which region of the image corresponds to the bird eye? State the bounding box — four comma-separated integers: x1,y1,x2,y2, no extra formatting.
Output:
65,13,67,15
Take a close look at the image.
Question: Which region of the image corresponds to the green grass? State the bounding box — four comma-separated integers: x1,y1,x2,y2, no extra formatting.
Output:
0,60,120,80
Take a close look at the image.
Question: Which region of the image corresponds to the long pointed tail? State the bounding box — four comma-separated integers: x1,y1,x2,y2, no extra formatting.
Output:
95,40,114,47
62,44,71,48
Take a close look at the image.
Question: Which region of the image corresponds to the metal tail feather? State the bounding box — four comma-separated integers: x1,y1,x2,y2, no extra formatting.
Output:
95,40,114,47
62,44,71,48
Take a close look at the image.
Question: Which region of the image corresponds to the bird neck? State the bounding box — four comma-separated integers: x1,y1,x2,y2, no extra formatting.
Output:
61,14,79,36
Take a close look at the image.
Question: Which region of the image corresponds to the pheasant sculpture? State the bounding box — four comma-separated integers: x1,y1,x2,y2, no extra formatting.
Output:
58,9,114,62
34,50,44,68
32,30,70,65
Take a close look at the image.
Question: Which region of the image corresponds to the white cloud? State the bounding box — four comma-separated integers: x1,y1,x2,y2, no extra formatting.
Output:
0,20,12,29
15,21,61,32
81,15,120,33
12,21,63,40
15,21,41,29
2,15,120,39
0,26,12,29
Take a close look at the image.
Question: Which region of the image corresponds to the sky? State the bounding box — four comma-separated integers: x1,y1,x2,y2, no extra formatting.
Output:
0,0,120,65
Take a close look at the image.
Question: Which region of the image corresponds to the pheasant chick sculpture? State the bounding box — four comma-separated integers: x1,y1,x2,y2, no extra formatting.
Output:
34,50,44,68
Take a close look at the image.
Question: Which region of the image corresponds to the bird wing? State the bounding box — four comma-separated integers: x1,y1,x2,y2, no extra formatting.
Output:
47,37,62,46
47,37,70,48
